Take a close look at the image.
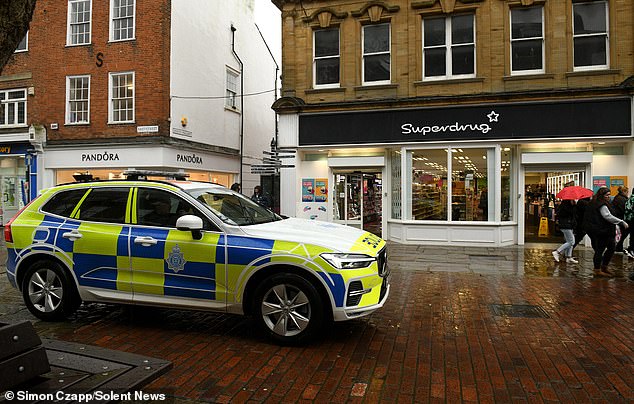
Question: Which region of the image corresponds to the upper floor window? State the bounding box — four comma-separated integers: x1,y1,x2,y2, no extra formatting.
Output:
0,89,27,128
226,68,240,109
313,28,340,88
362,23,391,85
66,75,90,125
15,33,28,53
573,1,608,70
510,6,544,75
67,0,92,46
109,72,134,123
110,0,135,41
423,14,475,80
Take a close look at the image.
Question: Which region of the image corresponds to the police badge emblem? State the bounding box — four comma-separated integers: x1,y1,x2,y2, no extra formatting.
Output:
166,244,187,273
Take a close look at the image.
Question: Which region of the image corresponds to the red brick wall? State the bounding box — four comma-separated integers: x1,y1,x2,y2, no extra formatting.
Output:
1,0,172,141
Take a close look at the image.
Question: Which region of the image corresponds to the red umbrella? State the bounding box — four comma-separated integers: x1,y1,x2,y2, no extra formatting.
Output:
556,185,594,200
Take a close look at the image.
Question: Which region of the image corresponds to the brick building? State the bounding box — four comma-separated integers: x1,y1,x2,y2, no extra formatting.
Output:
0,0,278,223
272,0,634,246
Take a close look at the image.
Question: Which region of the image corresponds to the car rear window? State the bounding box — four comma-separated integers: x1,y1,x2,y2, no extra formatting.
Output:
41,189,88,218
75,187,130,224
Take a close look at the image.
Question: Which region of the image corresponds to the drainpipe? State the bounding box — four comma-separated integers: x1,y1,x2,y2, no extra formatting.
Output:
255,23,279,146
231,24,244,184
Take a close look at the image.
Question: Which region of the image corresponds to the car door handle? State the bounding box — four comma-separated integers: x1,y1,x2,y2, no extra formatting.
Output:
62,230,83,241
134,236,158,247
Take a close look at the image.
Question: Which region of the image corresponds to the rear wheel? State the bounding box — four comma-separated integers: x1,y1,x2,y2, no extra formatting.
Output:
21,260,81,321
253,273,324,344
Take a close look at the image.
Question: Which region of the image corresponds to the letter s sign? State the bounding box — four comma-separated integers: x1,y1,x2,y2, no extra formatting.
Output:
96,52,104,67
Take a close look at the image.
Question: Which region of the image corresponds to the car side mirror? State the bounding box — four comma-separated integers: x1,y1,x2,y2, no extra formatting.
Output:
176,215,204,240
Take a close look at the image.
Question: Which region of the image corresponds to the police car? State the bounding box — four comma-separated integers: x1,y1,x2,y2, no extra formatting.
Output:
4,171,389,343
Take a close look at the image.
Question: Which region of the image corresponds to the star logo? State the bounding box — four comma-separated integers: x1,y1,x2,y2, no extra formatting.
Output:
166,244,187,273
487,110,499,123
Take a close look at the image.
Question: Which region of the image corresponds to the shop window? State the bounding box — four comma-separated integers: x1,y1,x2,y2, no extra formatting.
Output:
362,23,391,85
410,149,448,220
314,28,340,88
501,146,513,221
510,6,544,75
0,89,27,127
423,13,475,80
111,0,135,41
109,71,134,123
390,150,401,219
66,75,90,124
15,32,27,52
67,0,92,46
451,148,490,221
573,1,608,70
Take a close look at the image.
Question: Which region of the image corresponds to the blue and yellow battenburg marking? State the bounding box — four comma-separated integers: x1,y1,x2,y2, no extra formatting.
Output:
6,182,386,311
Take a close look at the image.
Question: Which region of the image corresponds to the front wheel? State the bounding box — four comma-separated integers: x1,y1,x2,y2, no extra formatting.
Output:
253,273,325,344
21,260,81,321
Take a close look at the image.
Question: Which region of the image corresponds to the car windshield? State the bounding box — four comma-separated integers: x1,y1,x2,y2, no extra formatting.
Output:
186,187,282,226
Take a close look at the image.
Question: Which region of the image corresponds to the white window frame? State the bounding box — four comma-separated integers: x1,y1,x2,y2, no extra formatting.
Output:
313,28,340,89
0,89,27,128
15,32,28,53
225,67,240,110
108,71,135,124
510,6,545,75
422,14,476,81
109,0,136,42
67,0,92,46
573,1,609,72
362,23,391,86
66,75,91,125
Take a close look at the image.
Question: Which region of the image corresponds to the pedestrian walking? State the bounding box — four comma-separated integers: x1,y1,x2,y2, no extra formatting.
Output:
552,199,578,263
612,186,630,253
251,185,272,208
583,187,629,277
573,196,590,248
624,192,634,258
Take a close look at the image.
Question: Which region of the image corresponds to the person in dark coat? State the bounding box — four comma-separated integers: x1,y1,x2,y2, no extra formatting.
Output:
552,200,577,263
230,183,242,193
573,196,590,248
583,187,629,277
251,185,272,208
612,186,629,253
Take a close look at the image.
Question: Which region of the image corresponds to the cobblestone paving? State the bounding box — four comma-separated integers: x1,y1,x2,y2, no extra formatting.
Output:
1,242,634,403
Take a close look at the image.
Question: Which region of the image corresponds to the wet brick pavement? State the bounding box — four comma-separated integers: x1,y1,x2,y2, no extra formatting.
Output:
1,241,634,403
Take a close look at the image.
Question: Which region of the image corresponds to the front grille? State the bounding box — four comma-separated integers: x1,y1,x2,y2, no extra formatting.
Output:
377,247,388,277
346,281,364,306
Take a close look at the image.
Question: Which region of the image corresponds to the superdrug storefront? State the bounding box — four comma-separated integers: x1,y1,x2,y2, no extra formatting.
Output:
277,97,632,246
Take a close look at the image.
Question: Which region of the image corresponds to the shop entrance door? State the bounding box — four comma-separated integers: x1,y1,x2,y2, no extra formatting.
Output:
1,176,24,224
333,172,382,237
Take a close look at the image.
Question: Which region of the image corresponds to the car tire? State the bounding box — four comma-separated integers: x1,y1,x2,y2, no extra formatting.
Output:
21,260,81,321
253,273,324,344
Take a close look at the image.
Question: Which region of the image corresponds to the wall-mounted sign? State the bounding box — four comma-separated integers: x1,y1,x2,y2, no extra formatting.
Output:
137,125,159,133
176,153,203,165
172,127,192,137
315,178,328,202
299,98,632,146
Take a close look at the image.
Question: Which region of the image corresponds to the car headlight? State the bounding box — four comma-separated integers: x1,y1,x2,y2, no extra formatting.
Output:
321,253,375,269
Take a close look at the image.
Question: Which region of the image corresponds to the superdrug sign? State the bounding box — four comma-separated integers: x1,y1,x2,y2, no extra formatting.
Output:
299,98,631,146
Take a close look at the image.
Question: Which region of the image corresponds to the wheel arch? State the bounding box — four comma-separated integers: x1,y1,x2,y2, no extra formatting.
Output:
15,253,75,292
242,264,335,322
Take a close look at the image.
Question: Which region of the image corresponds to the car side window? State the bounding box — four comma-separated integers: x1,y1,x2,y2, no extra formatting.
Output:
41,189,88,217
75,187,130,224
137,188,218,231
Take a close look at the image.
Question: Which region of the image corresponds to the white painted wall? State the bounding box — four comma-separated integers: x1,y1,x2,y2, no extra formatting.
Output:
592,154,630,180
170,0,279,192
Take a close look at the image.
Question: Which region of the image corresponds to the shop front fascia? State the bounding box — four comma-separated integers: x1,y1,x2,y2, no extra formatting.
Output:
281,97,632,246
40,145,240,189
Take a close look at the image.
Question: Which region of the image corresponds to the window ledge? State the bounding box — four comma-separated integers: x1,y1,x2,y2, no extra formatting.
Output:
64,123,91,126
414,77,484,86
565,69,620,78
305,87,346,95
353,84,398,91
224,106,241,114
107,121,135,125
503,73,554,81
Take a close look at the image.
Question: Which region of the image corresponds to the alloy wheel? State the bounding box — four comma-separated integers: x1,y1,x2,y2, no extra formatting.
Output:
28,268,64,313
261,283,311,337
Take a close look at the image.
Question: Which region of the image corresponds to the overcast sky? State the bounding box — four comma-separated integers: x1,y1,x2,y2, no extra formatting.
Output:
254,0,282,66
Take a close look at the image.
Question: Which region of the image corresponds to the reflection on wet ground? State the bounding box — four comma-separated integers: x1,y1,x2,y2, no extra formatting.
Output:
387,241,634,279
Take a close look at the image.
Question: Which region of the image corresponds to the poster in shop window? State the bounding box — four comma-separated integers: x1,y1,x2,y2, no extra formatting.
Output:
315,178,328,202
592,176,610,193
302,179,314,202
